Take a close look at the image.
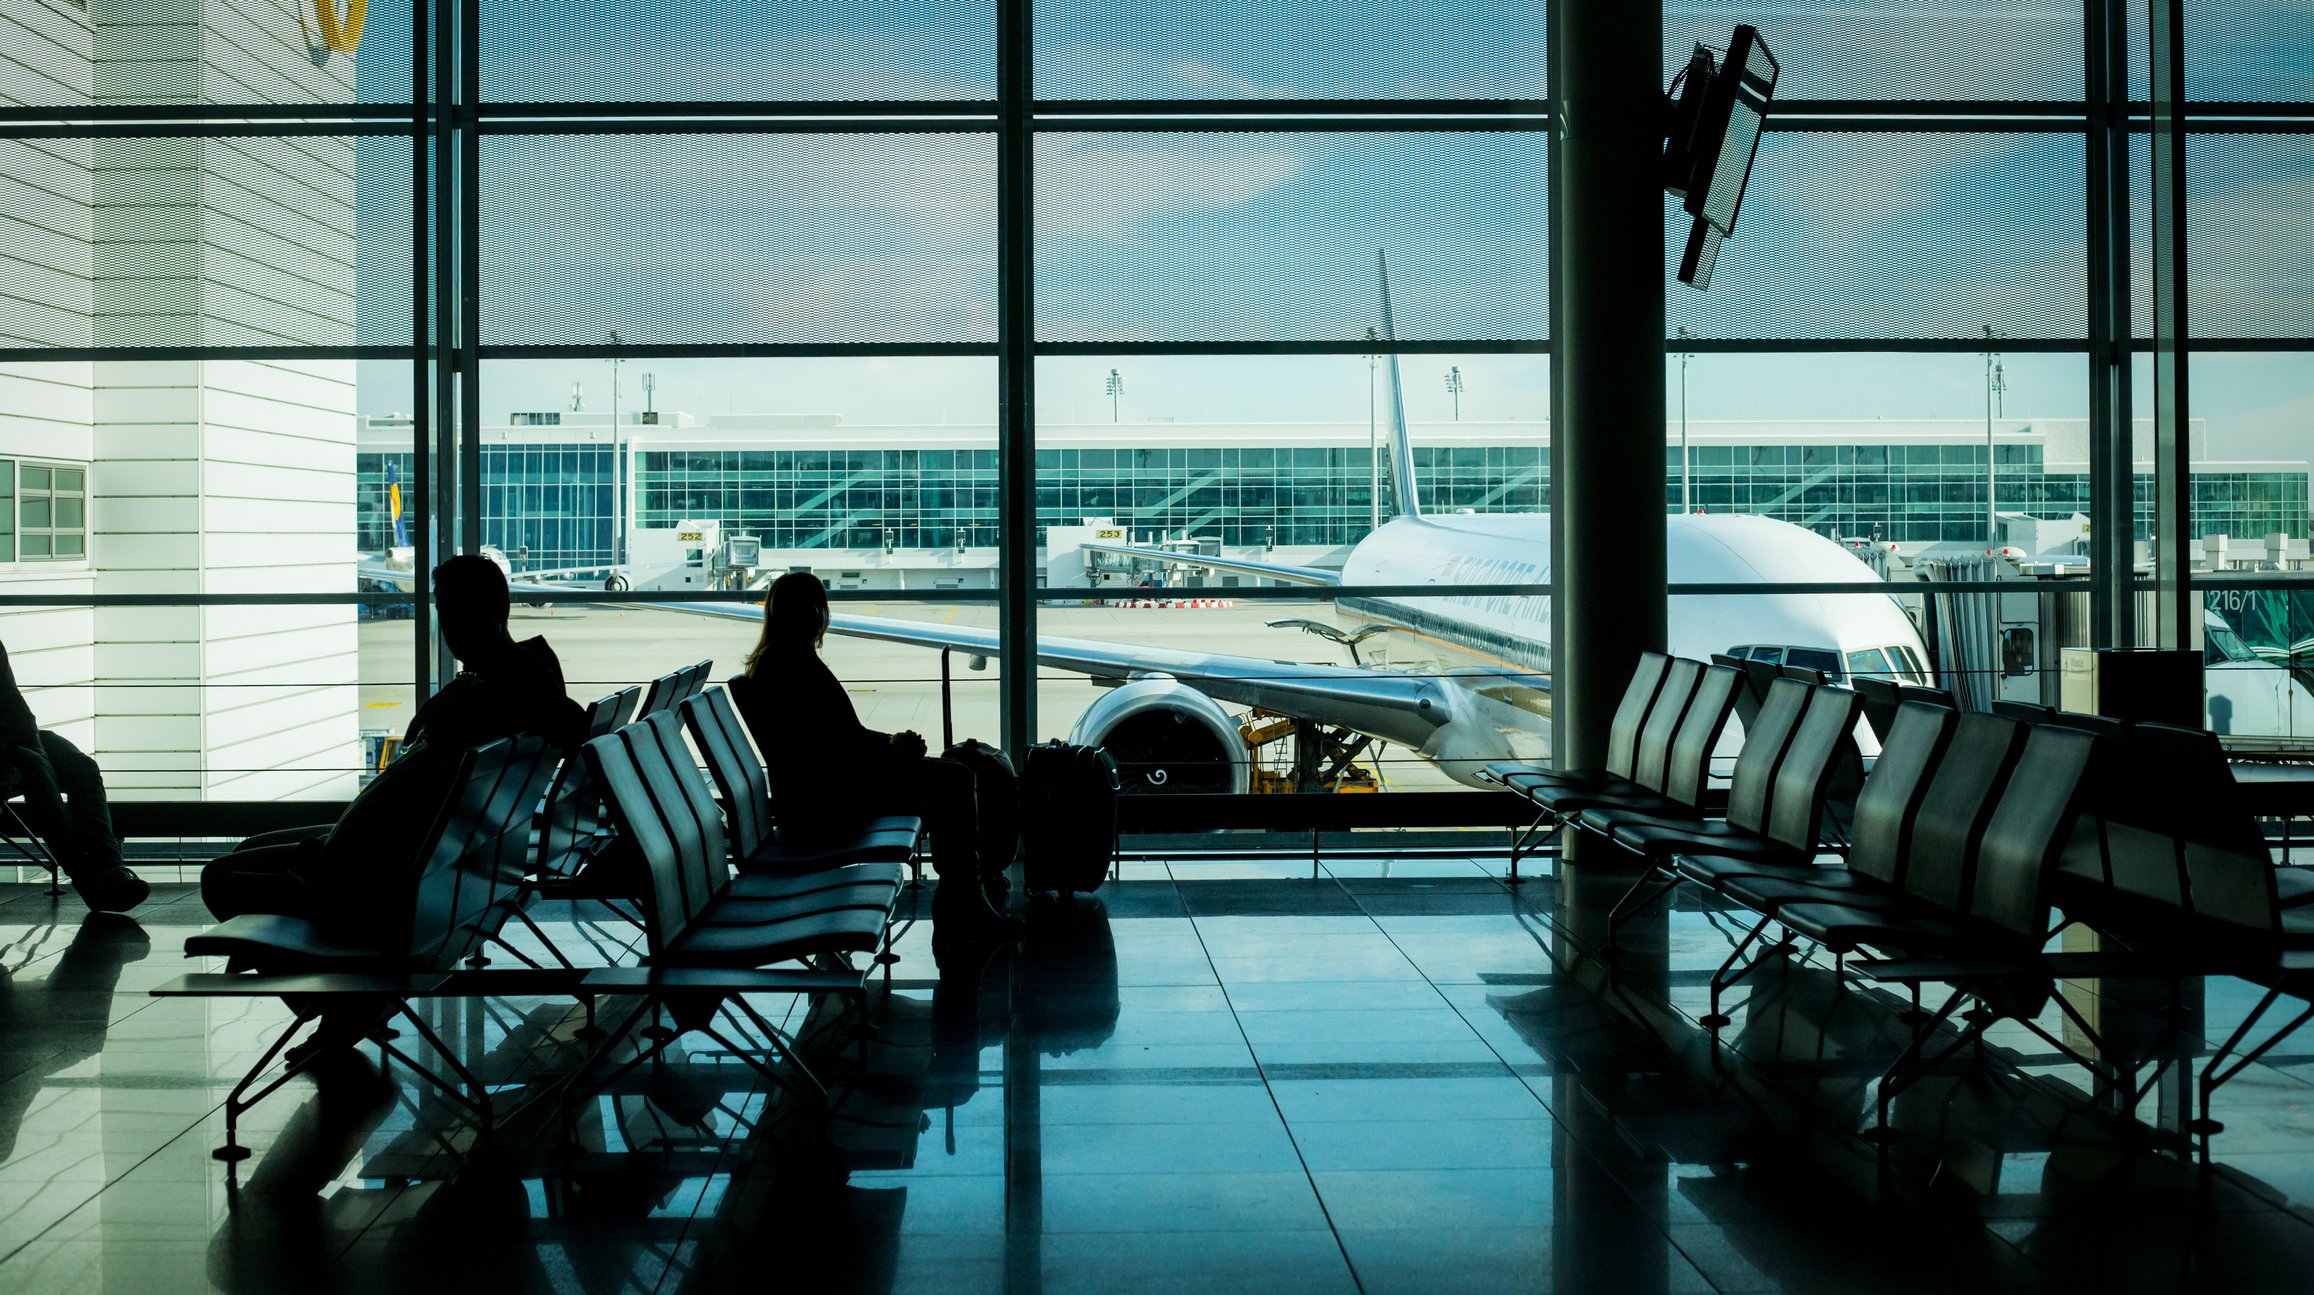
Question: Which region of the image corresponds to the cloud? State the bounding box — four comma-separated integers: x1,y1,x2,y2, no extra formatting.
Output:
1035,135,1312,243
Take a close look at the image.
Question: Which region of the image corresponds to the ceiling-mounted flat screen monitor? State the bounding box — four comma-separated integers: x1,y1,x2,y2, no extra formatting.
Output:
1664,24,1777,289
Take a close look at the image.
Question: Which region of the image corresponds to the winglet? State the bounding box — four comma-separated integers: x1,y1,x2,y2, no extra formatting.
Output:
1377,251,1423,521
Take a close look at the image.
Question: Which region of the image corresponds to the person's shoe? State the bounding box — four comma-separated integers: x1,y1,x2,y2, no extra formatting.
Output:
71,865,149,915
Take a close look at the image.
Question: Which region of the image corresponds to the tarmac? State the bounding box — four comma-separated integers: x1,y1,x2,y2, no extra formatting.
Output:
358,599,1469,792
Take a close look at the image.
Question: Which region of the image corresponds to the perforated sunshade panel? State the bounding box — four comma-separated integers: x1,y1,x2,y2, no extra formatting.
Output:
2184,0,2314,101
2181,133,2314,340
1665,131,2087,342
477,0,994,102
1033,131,1547,345
478,132,997,348
0,132,405,350
1032,0,1545,100
1666,1,2086,102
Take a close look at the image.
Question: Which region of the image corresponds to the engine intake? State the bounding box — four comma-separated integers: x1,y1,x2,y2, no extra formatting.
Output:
1066,676,1250,795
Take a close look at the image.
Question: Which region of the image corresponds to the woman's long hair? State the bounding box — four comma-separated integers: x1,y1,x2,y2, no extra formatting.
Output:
744,571,829,674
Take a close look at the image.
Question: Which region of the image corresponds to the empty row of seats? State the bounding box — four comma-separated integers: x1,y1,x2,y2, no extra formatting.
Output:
1520,649,2311,1154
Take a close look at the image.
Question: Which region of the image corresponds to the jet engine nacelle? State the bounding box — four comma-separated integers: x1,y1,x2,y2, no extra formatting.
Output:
1066,676,1251,795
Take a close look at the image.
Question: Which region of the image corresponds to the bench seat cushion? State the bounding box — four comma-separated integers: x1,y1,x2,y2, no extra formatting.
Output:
656,908,890,968
692,882,898,928
726,861,906,900
185,913,389,966
1772,899,1972,954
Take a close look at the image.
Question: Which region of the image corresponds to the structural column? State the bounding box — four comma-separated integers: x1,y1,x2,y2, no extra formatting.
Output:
1548,0,1667,772
2147,0,2196,651
995,0,1038,761
2084,0,2136,648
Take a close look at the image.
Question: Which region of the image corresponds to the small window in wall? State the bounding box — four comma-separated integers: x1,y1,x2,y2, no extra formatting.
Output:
20,464,87,561
0,460,14,561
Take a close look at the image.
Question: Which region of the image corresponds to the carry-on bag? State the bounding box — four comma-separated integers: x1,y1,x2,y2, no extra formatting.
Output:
1020,740,1121,895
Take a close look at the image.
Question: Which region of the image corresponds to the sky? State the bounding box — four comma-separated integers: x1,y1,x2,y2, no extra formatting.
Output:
346,2,2311,464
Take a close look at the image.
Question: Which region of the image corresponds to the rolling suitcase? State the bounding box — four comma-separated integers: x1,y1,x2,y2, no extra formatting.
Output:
1020,740,1120,896
940,650,1021,884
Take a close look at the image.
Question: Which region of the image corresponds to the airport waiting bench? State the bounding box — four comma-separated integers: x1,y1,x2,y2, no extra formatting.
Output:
152,707,918,1170
2034,719,2314,1156
1478,652,1743,881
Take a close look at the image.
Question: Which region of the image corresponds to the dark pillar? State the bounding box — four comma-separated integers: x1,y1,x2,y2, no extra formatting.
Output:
2084,0,2136,648
996,0,1039,760
2147,0,2195,651
1549,0,1668,772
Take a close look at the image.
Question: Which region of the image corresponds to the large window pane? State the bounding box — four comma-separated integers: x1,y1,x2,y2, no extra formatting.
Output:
1034,0,1546,100
1668,1,2085,102
1035,131,1547,345
478,133,997,348
479,0,993,103
1666,132,2087,342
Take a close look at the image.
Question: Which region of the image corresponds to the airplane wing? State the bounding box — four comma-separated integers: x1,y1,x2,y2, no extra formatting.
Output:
659,600,1453,749
1077,541,1340,588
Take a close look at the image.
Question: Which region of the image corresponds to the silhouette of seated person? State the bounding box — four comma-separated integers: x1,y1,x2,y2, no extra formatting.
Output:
732,572,1007,931
0,640,145,913
201,554,585,937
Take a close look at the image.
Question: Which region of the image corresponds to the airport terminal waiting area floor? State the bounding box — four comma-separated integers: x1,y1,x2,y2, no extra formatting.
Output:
5,857,2314,1295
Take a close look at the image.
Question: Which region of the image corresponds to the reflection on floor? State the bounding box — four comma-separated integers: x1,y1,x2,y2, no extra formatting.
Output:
4,855,2314,1293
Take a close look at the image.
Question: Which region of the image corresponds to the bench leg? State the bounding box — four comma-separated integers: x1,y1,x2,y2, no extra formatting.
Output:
2194,987,2314,1160
1506,809,1561,886
1701,914,1778,1029
1605,867,1681,949
380,1000,495,1133
215,1009,324,1167
1862,987,1974,1146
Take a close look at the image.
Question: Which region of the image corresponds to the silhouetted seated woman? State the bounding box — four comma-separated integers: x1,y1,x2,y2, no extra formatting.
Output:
732,572,1008,933
202,554,586,935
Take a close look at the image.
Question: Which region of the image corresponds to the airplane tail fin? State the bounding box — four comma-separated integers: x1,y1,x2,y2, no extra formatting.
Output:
388,460,410,548
1377,250,1423,522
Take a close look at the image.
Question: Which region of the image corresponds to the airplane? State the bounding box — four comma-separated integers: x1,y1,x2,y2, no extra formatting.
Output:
655,254,1936,793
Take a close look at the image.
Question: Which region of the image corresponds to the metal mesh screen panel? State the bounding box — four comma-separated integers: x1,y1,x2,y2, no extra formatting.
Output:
478,0,993,102
1032,1,1545,100
1665,131,2086,342
1667,1,2085,102
478,133,997,348
1033,132,1546,345
2185,0,2313,102
2183,133,2314,340
0,132,392,350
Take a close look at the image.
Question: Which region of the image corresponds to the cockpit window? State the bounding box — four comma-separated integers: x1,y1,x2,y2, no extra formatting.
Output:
2205,622,2255,665
1787,647,1843,679
1845,648,1893,679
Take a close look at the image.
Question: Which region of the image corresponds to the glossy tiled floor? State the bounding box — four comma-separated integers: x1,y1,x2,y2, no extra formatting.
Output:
5,854,2314,1293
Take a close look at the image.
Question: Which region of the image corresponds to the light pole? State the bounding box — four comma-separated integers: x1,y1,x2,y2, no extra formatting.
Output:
1105,368,1123,422
1676,326,1694,512
608,329,626,566
1982,325,2005,544
1363,327,1382,533
1445,365,1464,420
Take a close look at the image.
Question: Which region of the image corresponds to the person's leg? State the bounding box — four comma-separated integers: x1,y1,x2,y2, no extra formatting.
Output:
202,840,327,923
231,825,333,854
37,731,123,876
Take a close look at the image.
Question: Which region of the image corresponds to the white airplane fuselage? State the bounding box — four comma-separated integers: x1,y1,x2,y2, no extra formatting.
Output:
1319,510,1929,779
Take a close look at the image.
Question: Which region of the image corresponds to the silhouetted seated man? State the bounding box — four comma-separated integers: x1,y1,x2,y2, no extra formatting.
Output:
201,554,585,935
0,641,145,913
734,571,1008,933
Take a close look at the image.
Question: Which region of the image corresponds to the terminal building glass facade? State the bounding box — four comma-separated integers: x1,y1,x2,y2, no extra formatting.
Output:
360,414,2311,572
